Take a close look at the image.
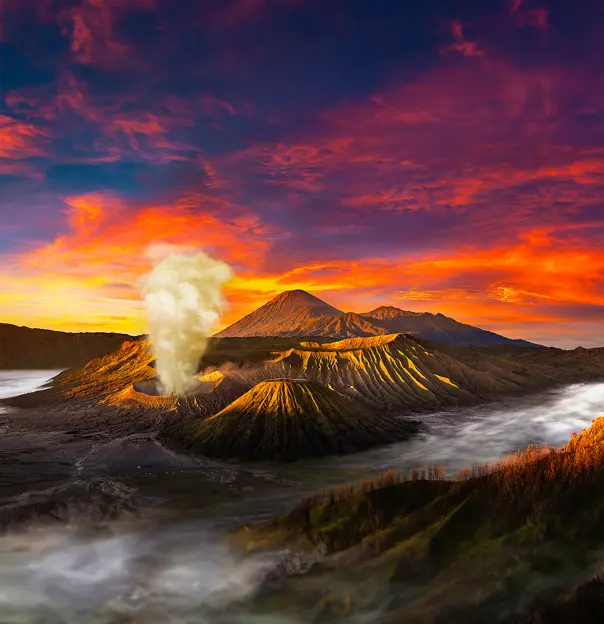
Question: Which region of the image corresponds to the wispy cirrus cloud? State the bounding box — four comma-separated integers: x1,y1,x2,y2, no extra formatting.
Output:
0,115,49,159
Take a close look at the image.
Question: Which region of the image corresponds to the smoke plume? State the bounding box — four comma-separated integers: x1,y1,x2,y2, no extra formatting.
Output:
141,244,233,396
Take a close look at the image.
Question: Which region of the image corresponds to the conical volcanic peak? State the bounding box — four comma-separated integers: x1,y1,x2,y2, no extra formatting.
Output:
268,290,341,311
216,290,537,346
172,378,416,461
215,290,343,338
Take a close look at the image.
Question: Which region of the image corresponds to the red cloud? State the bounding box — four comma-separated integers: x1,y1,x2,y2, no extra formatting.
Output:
200,96,237,116
225,60,604,227
58,0,155,67
440,20,485,57
5,75,240,165
0,114,49,176
0,115,49,159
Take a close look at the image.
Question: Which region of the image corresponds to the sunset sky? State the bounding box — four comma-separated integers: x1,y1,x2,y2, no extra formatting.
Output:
1,0,603,347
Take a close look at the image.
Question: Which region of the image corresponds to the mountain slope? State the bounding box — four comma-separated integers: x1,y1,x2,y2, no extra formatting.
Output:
226,333,563,411
0,323,136,369
171,378,416,460
301,312,387,338
16,334,603,417
215,290,343,338
216,290,538,347
7,333,604,461
241,417,604,622
361,306,537,347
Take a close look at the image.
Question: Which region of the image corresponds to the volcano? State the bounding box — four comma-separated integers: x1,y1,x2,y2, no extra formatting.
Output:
172,378,416,461
215,290,538,347
7,332,604,462
214,290,343,338
361,306,537,347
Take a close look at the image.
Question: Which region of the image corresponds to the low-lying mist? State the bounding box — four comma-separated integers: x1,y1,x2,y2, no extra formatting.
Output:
1,382,604,622
0,521,287,624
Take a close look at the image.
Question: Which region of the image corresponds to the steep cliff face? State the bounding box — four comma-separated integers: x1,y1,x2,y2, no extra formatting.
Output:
0,323,135,369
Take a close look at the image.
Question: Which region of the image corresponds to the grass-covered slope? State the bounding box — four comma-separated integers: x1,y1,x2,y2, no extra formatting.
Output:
170,378,417,461
240,417,604,622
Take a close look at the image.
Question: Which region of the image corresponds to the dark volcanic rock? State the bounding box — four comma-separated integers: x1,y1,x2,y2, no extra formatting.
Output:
0,478,139,531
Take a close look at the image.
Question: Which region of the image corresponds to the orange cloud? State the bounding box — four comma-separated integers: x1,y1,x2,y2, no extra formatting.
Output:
0,115,49,159
226,222,604,344
0,193,274,333
2,202,603,347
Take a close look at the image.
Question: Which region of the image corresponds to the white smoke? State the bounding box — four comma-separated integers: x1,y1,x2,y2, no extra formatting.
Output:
141,244,233,396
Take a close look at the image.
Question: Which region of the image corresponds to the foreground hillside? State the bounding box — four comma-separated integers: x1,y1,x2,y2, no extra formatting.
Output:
239,417,604,622
216,289,538,347
0,323,135,369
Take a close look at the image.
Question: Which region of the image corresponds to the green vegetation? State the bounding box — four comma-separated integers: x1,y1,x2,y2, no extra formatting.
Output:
239,418,604,622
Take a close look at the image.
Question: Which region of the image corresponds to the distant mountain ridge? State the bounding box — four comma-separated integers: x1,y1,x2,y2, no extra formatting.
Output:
215,290,538,347
361,306,536,347
0,323,136,369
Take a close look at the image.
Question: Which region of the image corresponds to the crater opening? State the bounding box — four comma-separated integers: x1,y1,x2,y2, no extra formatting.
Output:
132,376,218,397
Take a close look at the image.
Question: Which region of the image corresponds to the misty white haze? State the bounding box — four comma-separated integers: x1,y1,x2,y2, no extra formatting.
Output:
0,371,603,622
140,244,233,396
